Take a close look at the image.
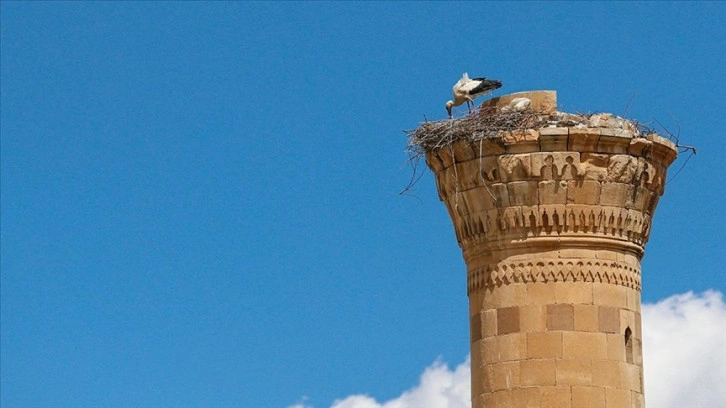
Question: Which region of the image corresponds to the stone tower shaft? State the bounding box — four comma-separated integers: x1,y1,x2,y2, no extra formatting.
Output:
423,92,678,408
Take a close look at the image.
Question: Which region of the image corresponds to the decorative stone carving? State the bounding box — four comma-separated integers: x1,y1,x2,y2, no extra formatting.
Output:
606,155,638,183
467,259,642,293
499,154,532,182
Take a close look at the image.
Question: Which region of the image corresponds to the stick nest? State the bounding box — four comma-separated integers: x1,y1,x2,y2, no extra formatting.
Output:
406,108,549,157
404,108,659,159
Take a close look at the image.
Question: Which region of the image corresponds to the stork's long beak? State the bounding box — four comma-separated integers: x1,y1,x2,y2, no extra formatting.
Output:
447,106,452,118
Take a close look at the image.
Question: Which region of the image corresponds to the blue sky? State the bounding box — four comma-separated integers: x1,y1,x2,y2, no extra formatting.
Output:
1,2,724,408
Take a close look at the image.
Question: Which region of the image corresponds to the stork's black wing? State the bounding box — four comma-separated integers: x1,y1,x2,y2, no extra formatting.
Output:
468,78,502,95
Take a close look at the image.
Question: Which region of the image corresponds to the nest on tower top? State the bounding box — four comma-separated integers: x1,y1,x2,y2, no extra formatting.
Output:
405,107,649,158
406,107,546,154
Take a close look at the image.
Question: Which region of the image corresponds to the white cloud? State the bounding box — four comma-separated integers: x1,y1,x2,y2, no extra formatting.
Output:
291,291,726,408
330,357,470,408
287,395,313,408
642,290,726,408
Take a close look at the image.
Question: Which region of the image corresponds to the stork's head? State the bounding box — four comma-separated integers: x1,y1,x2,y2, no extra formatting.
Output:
445,100,455,118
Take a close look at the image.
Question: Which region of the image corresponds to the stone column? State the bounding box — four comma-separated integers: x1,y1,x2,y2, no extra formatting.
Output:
424,92,677,408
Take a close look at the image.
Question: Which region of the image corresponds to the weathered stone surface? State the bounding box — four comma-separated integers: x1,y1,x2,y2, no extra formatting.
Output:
592,359,621,388
574,304,599,332
569,128,601,152
572,386,606,408
547,304,575,331
497,306,520,334
556,359,592,386
527,332,563,358
541,386,572,408
520,359,557,386
563,332,607,359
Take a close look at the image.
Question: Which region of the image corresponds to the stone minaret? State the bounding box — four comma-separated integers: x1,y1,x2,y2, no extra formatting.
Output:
423,92,677,408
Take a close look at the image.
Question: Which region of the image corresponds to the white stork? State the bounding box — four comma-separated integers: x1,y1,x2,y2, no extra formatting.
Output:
446,73,502,118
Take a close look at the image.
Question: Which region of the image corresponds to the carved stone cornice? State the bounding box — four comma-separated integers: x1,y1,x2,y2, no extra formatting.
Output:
466,258,641,293
426,131,677,252
448,203,652,251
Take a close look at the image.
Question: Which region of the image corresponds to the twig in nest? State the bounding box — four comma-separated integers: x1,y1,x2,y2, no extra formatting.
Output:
399,150,425,202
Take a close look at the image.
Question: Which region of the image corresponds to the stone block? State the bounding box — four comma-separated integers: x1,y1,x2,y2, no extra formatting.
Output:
572,386,606,408
631,186,654,214
607,154,639,183
471,312,483,342
507,181,539,206
540,386,572,408
481,364,494,393
593,282,627,308
526,282,556,305
632,391,645,408
499,154,533,182
436,146,456,169
567,180,601,205
471,354,484,392
555,282,594,304
487,183,511,209
471,393,483,408
475,137,507,157
539,127,569,151
483,336,499,364
597,129,633,154
606,333,626,361
600,182,632,206
477,155,502,182
511,387,540,408
527,332,563,358
451,140,477,162
634,312,642,339
593,249,619,261
563,332,607,359
628,137,652,157
578,154,609,183
503,128,540,146
568,128,601,152
497,306,521,334
500,129,539,154
538,180,567,205
646,134,678,165
555,359,592,386
496,283,527,308
520,305,547,332
471,338,483,369
425,151,445,173
574,304,599,332
483,309,497,338
619,362,642,392
605,388,631,408
592,359,621,388
599,306,620,333
547,304,574,331
625,287,641,312
491,361,520,391
487,389,513,407
454,162,482,192
499,333,527,362
520,359,557,386
531,152,578,178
